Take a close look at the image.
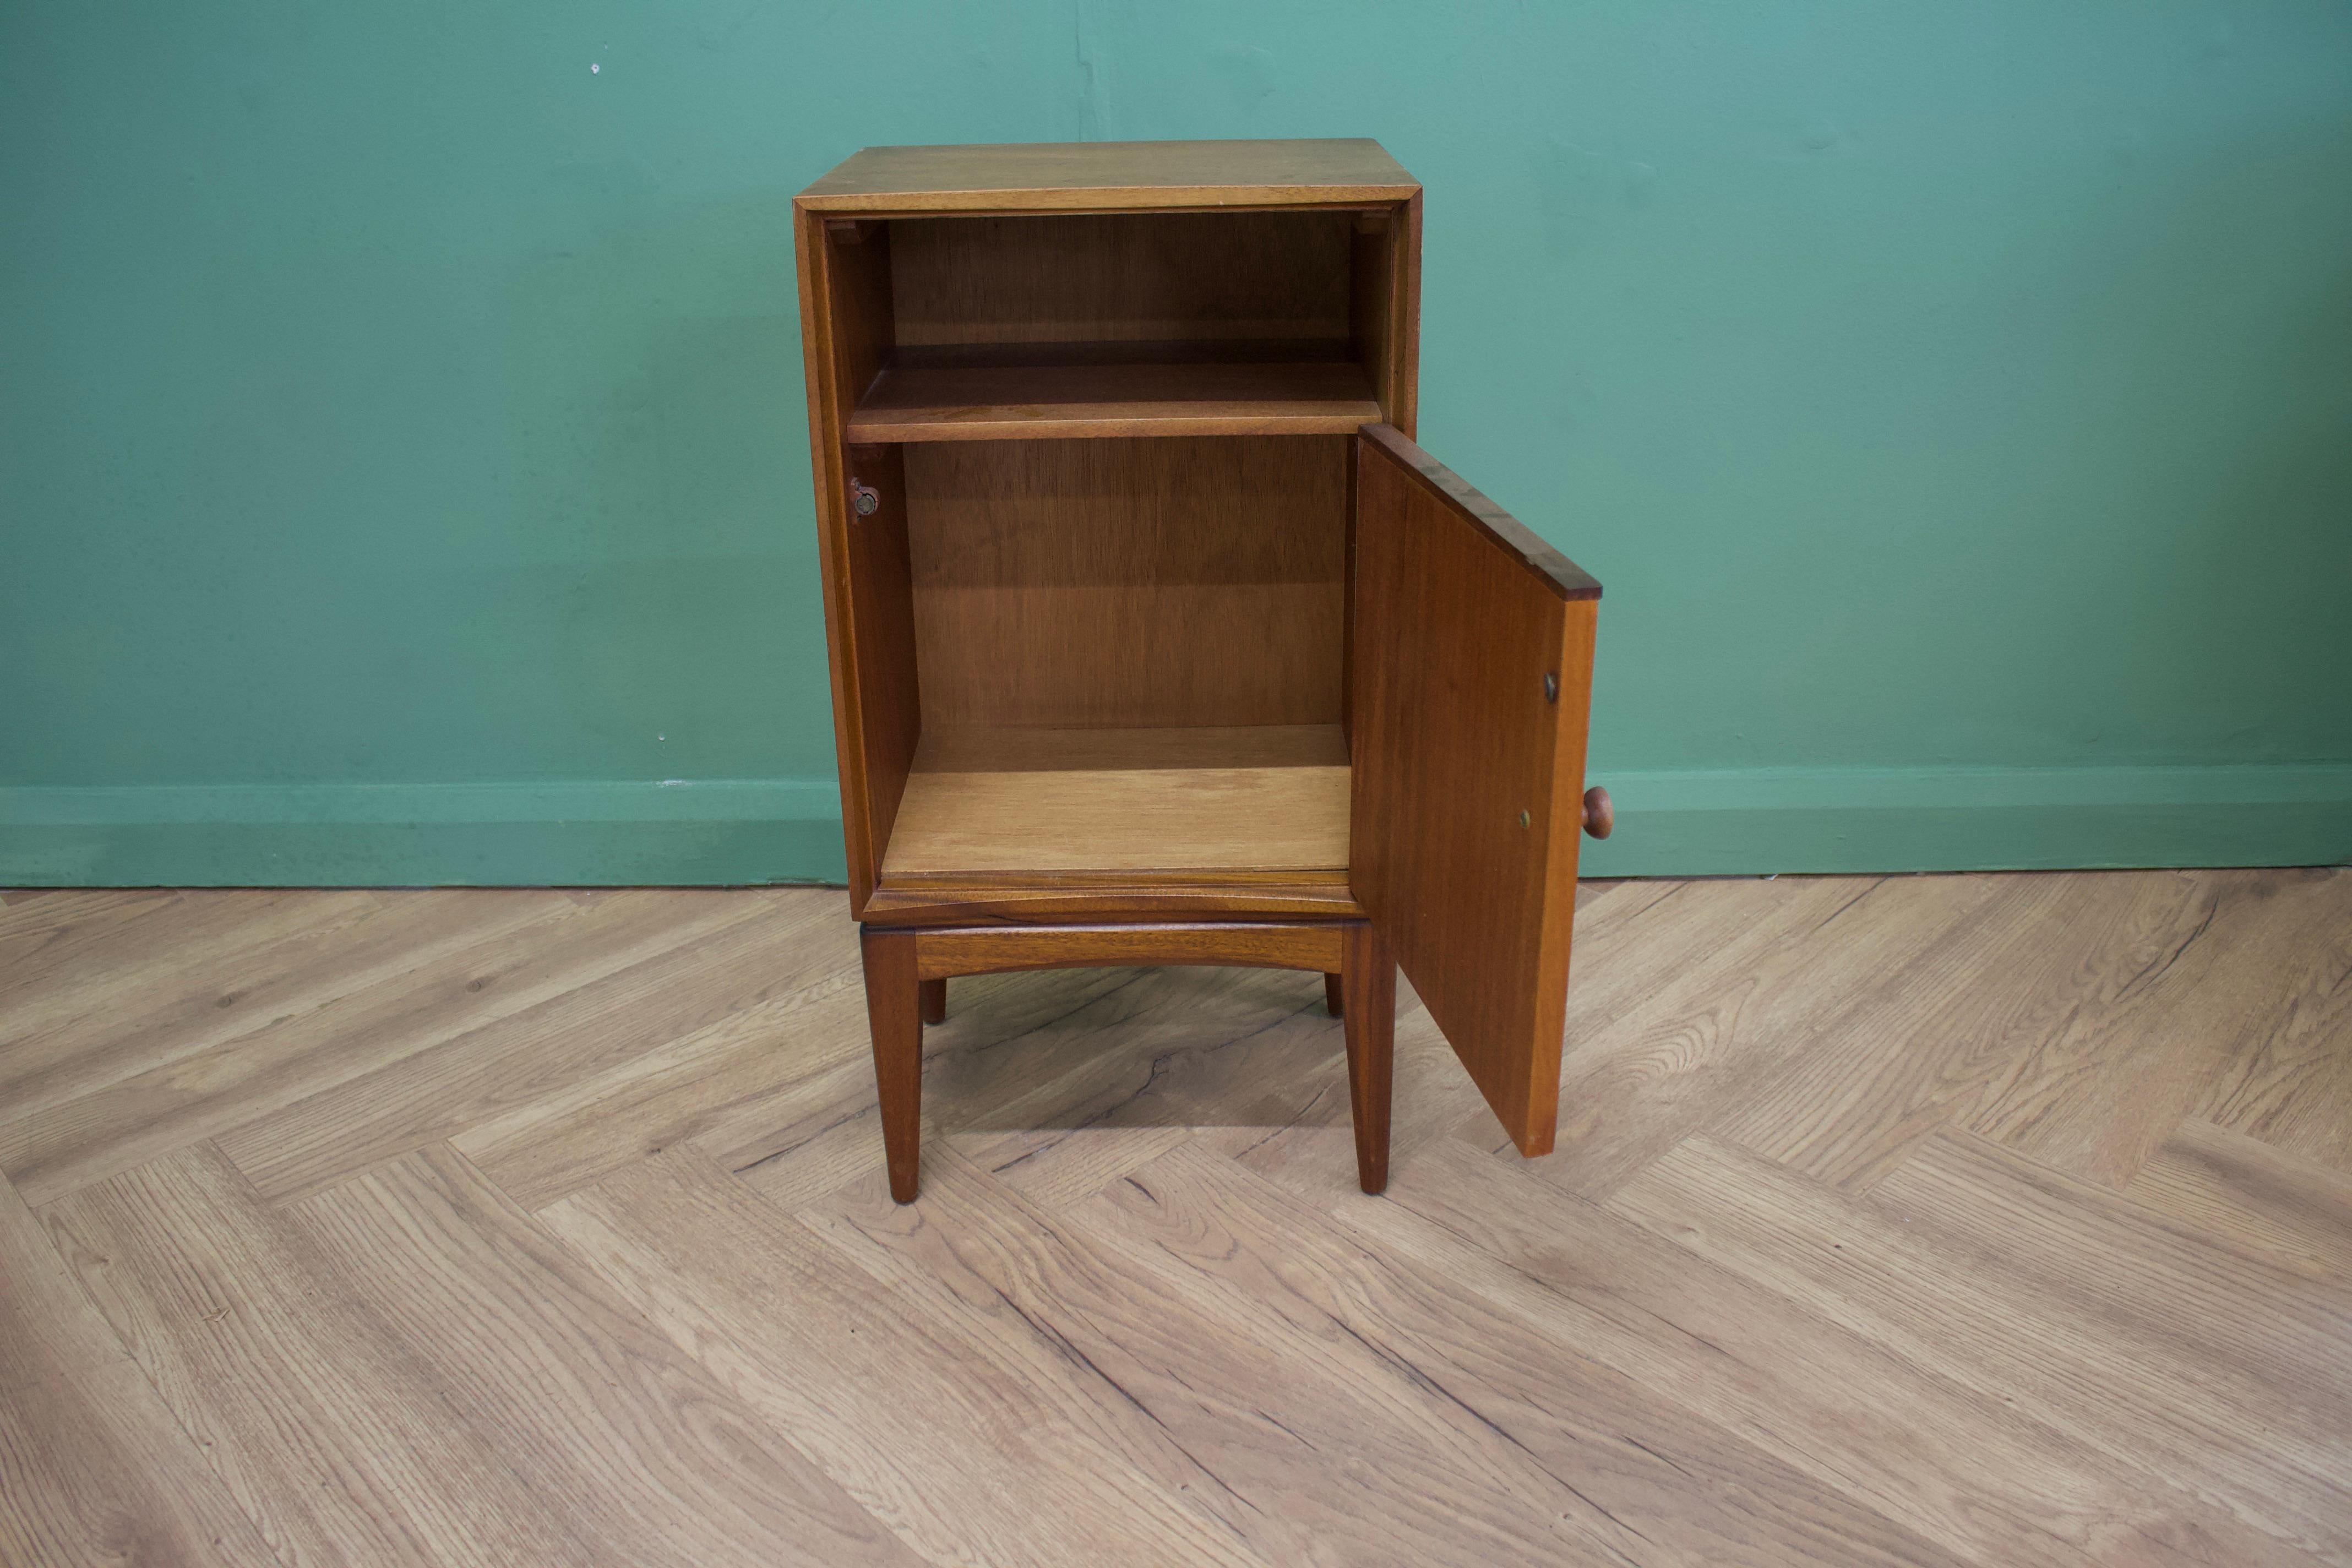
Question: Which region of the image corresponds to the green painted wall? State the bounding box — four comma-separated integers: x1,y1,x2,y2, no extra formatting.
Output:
6,2,2349,885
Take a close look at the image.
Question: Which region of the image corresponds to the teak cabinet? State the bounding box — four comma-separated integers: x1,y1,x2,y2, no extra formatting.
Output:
794,139,1607,1201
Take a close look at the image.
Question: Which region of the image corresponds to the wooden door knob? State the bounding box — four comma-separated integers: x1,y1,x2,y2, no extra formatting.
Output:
1582,786,1614,840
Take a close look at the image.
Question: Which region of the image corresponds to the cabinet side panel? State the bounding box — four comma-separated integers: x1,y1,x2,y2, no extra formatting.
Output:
889,213,1354,349
800,214,911,907
1388,192,1422,439
844,443,921,883
903,435,1346,729
796,208,869,903
825,220,895,407
1349,199,1421,432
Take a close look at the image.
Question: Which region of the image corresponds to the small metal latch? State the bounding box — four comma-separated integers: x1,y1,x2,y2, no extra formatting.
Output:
1543,672,1559,703
850,480,879,517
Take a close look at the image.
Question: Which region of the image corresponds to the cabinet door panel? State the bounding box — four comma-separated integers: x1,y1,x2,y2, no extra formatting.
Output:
1350,423,1600,1155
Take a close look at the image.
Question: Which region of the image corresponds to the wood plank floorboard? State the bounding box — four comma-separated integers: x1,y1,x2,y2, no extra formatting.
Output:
0,1169,280,1567
1312,1135,2313,1568
2189,873,2352,1174
216,889,835,1204
290,1143,925,1567
1611,1134,2352,1561
0,868,2345,1566
543,1146,1271,1568
2124,1117,2352,1282
1501,872,2007,1198
1716,869,2221,1189
43,1141,607,1568
1074,1140,1974,1567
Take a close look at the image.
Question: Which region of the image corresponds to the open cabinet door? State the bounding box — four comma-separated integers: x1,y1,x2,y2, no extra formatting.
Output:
1350,423,1601,1156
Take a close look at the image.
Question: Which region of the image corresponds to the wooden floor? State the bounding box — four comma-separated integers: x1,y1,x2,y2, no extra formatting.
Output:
3,870,2349,1567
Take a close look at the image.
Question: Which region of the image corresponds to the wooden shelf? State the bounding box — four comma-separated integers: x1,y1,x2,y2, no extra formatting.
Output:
847,357,1382,443
880,725,1351,878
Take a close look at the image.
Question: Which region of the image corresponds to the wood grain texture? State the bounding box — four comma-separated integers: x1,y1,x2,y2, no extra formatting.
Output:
798,138,1418,214
1514,872,2003,1199
2124,1117,2352,1283
1340,920,1396,1193
542,1147,1271,1568
1351,424,1599,1156
858,875,1364,927
912,920,1348,979
1351,193,1422,435
798,206,903,910
1,888,390,1124
290,1144,920,1568
838,438,922,906
0,1170,280,1568
883,723,1350,883
889,211,1355,347
1713,870,2211,1190
1359,421,1600,599
1080,1141,1973,1568
849,354,1381,441
0,885,172,940
1313,1136,2320,1568
703,965,1175,1212
903,434,1347,731
870,919,1361,1199
45,1142,603,1568
1873,1130,2352,1466
802,144,1419,922
883,756,1349,876
1612,1134,2352,1560
213,890,837,1204
813,1142,1828,1568
916,721,1346,773
442,906,866,1211
0,888,184,998
925,962,1349,1211
5,872,2348,1567
859,927,924,1203
2188,868,2352,1174
2,890,716,1205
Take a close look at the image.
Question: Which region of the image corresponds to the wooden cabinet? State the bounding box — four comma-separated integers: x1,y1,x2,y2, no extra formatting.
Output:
794,139,1607,1201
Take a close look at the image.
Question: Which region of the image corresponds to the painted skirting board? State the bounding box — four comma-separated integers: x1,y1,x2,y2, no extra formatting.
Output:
1572,765,2352,876
0,781,848,888
3,767,2345,886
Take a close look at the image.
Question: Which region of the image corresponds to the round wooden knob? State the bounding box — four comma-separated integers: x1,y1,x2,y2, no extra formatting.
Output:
1582,786,1614,840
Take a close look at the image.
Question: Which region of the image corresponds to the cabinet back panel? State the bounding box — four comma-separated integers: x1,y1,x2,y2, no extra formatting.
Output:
904,435,1347,729
890,213,1354,349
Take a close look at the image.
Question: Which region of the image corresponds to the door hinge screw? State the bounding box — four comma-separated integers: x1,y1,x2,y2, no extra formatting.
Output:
850,481,879,516
1543,673,1559,702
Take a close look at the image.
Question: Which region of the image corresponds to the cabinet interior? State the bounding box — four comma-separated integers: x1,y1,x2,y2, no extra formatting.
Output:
823,206,1411,888
853,434,1352,884
829,206,1407,442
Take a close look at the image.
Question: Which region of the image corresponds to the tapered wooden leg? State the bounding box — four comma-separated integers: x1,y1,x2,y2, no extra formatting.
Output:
1324,972,1343,1018
859,926,923,1204
919,977,948,1026
1340,922,1395,1194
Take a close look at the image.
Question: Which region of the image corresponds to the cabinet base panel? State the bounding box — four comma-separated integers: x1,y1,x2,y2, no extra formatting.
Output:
880,724,1351,880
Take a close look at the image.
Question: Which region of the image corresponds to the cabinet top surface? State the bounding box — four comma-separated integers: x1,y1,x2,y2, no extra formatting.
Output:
797,138,1418,213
